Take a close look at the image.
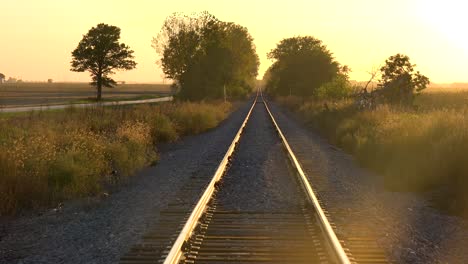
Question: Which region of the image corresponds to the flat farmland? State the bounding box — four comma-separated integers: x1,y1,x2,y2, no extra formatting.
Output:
0,82,172,107
415,85,468,110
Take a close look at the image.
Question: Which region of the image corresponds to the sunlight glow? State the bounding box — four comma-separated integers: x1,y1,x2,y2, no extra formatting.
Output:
416,0,468,55
0,0,467,83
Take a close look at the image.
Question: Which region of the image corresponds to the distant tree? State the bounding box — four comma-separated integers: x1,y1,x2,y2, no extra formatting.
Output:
0,73,5,84
153,12,259,100
70,23,136,100
377,54,429,106
266,36,340,97
7,77,17,83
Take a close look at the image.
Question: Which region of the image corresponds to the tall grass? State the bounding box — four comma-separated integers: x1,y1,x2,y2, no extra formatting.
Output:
278,94,468,215
414,87,468,111
0,101,231,215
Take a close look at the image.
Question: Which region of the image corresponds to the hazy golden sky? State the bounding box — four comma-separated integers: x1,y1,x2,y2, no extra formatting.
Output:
1,0,467,83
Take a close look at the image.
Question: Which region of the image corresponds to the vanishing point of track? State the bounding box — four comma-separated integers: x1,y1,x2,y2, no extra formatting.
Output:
120,92,389,264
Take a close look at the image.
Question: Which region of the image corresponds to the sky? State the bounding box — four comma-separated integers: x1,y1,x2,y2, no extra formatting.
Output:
1,0,467,83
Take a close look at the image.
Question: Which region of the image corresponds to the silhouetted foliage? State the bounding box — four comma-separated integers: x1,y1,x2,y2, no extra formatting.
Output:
377,54,429,106
315,66,355,100
0,73,5,83
265,36,340,97
70,23,136,101
153,12,259,100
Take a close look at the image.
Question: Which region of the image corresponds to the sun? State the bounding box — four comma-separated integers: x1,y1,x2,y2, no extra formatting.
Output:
415,0,468,55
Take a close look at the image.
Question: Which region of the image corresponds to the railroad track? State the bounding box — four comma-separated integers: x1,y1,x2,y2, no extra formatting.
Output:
121,92,389,264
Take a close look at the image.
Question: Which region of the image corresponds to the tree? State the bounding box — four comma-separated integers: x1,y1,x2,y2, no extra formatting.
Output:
153,12,216,83
0,73,5,84
70,23,136,101
377,54,429,106
153,12,259,100
265,36,340,97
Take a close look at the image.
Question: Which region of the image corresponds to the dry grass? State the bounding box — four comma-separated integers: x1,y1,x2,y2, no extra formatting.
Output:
278,88,468,215
415,86,468,111
0,101,231,215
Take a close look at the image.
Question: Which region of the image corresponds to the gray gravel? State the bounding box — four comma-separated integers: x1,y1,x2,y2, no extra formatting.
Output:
215,104,303,212
0,98,254,264
268,101,468,263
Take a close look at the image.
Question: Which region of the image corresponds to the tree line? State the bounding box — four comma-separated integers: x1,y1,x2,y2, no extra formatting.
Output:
264,36,429,107
70,12,429,105
70,12,259,101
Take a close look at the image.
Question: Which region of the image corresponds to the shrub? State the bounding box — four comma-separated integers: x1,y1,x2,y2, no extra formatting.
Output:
315,74,354,100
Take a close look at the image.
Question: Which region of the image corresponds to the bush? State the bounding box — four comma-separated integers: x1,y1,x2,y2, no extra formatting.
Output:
315,74,355,100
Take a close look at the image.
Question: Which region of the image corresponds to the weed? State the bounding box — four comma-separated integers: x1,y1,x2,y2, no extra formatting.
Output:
0,100,231,215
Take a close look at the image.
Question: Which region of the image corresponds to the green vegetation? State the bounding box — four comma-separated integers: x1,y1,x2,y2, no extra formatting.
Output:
277,90,468,215
0,101,231,215
71,23,137,101
265,36,347,97
153,12,259,100
315,69,355,100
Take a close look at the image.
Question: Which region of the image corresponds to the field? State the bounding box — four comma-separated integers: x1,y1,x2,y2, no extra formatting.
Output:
415,86,468,110
277,86,468,216
0,82,172,107
0,100,232,215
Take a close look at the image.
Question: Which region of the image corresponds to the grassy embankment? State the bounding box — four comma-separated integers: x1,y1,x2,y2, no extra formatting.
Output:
0,101,231,215
277,87,468,215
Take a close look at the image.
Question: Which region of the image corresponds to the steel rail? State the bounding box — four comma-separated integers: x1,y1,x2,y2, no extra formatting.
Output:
261,92,351,264
162,94,258,264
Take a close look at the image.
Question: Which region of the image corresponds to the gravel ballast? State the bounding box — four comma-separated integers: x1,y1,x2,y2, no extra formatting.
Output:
0,99,253,264
215,103,304,212
268,102,468,263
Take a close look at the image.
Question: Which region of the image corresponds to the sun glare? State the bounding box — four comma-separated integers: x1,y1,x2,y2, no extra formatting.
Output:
416,0,468,55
